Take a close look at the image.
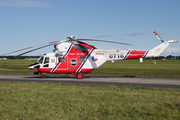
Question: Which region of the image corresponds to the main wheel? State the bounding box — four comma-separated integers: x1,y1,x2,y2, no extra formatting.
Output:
40,75,45,78
76,73,84,79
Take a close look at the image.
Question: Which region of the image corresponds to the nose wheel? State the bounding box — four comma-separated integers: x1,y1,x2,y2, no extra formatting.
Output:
76,73,84,79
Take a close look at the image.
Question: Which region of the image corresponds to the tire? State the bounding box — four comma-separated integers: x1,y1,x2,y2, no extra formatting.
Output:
40,75,45,78
76,73,84,79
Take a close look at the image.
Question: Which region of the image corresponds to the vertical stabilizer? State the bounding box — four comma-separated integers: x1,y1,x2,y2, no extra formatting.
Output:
146,41,169,57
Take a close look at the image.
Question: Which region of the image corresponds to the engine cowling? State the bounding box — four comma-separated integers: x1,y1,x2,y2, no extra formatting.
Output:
55,43,72,52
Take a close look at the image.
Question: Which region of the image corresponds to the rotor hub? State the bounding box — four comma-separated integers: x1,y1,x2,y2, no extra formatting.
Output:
66,36,77,41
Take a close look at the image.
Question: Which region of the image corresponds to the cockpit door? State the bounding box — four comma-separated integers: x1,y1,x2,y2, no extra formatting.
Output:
43,57,50,68
42,57,56,68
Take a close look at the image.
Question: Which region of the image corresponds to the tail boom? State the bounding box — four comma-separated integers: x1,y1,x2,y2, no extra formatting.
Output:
124,50,148,60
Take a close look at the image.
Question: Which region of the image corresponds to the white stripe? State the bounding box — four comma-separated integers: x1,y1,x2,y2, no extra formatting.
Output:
76,48,94,73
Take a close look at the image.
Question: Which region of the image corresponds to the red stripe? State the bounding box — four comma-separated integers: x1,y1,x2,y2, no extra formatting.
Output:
126,51,146,60
38,68,95,74
39,68,52,73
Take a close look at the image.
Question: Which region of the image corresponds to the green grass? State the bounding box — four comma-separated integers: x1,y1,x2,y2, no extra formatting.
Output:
92,60,180,78
0,81,180,120
0,60,35,74
0,59,180,78
0,60,180,119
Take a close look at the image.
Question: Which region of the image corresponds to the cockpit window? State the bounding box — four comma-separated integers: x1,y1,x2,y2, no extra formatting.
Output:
74,44,89,52
37,56,43,64
44,57,49,64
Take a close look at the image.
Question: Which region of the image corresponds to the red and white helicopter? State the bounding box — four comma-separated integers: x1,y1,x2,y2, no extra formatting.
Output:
3,31,178,79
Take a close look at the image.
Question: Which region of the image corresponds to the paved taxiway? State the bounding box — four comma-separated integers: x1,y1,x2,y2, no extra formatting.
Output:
0,75,180,88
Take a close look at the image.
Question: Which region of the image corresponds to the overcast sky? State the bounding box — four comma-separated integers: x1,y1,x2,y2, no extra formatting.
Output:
0,0,180,56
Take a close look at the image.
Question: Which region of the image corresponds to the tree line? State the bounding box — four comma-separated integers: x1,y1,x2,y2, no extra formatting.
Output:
0,56,40,59
0,55,180,60
145,55,180,60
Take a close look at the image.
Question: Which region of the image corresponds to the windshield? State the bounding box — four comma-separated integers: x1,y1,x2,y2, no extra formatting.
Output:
37,56,44,64
74,44,89,52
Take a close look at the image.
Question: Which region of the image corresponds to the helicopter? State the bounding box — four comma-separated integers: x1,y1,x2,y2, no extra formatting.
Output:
3,31,178,79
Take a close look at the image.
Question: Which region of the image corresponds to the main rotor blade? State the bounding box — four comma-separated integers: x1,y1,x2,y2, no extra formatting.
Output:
76,40,88,44
16,44,53,56
66,39,88,44
77,39,134,46
3,40,60,56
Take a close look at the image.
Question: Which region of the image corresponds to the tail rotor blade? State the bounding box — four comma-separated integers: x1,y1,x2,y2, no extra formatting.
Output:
153,31,164,42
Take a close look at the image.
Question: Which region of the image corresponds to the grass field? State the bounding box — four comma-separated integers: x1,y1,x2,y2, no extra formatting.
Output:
0,60,180,119
0,59,180,78
0,60,180,120
0,81,180,119
93,60,180,78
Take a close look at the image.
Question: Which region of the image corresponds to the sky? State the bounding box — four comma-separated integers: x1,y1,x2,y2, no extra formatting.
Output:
0,0,180,56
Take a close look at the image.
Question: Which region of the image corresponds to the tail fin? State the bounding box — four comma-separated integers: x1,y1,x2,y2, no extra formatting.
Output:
146,40,178,57
145,31,178,58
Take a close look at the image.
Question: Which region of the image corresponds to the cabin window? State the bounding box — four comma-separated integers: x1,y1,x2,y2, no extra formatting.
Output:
79,57,86,62
74,44,89,52
43,64,49,67
58,57,65,63
44,57,49,64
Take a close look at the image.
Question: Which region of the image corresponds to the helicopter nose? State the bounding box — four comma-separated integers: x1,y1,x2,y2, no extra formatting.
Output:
28,63,39,71
28,65,34,71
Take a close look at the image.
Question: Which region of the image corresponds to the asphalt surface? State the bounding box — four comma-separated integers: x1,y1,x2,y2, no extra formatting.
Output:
0,75,180,88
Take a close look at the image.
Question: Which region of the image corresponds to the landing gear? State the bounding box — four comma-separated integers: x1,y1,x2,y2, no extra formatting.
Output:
40,75,45,78
76,73,84,79
40,73,45,78
33,66,40,75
